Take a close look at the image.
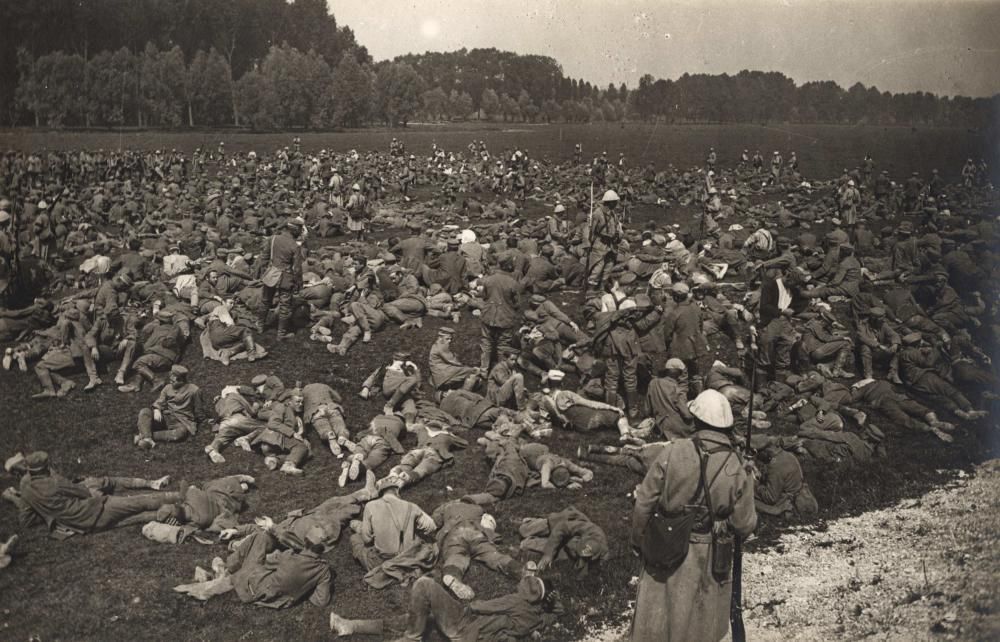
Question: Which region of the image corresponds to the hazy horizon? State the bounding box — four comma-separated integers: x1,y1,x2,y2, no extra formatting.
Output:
330,0,1000,98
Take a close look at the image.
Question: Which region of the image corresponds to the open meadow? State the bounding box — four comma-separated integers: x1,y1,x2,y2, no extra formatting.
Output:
0,123,996,641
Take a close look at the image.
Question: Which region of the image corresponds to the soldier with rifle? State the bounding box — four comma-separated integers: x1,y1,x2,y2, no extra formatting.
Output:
629,387,756,641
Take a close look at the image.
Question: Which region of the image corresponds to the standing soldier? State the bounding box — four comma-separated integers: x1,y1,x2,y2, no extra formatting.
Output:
752,150,764,175
478,257,524,373
574,143,583,164
256,217,304,340
839,179,861,226
588,190,624,284
346,184,368,241
630,389,757,641
768,151,783,185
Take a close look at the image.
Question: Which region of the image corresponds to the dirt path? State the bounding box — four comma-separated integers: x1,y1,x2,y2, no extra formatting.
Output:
585,459,1000,642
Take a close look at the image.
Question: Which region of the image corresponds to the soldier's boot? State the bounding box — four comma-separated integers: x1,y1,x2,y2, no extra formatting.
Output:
133,364,163,392
833,349,855,379
887,363,902,385
52,373,75,397
626,391,641,419
384,387,406,415
243,335,258,362
280,461,304,476
114,366,128,386
860,351,874,380
925,412,955,432
276,317,292,341
205,443,226,464
329,613,383,636
32,367,58,399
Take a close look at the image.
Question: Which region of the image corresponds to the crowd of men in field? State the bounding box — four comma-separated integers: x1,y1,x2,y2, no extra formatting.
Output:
0,137,996,641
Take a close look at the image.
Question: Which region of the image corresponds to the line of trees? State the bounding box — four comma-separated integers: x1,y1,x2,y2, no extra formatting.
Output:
3,0,996,130
0,0,368,126
631,71,997,128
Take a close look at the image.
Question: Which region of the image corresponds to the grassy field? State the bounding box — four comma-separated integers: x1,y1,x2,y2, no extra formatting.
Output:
1,122,994,182
0,124,996,641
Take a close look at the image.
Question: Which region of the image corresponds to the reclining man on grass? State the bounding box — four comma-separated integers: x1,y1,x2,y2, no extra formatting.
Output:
3,451,177,538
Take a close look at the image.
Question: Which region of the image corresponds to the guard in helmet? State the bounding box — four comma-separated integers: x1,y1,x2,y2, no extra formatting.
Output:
587,189,623,284
630,389,757,641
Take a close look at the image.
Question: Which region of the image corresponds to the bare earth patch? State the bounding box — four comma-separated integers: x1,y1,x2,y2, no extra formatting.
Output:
583,459,1000,642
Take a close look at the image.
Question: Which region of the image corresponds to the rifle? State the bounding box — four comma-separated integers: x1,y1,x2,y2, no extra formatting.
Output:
730,329,757,642
580,180,595,305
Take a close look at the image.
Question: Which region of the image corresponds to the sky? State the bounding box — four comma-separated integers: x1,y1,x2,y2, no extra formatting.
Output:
329,0,1000,97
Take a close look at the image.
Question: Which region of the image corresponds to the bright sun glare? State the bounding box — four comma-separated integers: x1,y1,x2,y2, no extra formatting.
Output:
420,18,440,39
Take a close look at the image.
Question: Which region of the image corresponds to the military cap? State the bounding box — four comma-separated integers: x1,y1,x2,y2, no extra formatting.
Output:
393,351,411,361
546,369,566,382
664,358,687,372
438,327,456,336
618,272,637,285
671,282,690,295
156,309,174,321
530,294,547,305
901,332,923,345
170,364,189,378
498,346,520,356
550,465,571,487
375,475,403,495
869,307,886,318
26,451,49,474
251,374,269,386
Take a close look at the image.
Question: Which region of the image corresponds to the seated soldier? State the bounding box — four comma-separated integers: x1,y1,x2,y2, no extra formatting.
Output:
360,352,422,425
348,476,438,588
133,365,206,449
428,326,481,397
751,435,818,519
486,346,526,410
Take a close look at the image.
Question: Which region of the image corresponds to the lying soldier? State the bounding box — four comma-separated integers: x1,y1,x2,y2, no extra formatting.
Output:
174,518,332,608
517,506,609,576
4,451,178,537
152,475,256,532
430,500,523,601
330,575,557,640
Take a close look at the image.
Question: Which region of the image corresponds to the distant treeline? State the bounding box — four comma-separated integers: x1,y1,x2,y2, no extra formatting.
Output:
2,0,996,130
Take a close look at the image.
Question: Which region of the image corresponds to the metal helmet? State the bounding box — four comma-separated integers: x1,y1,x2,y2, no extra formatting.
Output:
601,189,620,203
687,389,734,429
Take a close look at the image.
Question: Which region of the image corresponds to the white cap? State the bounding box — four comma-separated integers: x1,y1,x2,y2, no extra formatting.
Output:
601,190,620,203
547,369,565,382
